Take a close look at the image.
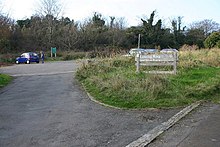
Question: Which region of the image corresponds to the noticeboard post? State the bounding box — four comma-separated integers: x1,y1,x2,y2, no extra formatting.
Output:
51,47,57,57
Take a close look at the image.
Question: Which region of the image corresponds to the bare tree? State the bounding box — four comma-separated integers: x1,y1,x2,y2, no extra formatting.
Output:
190,19,220,37
34,0,65,49
0,13,13,53
35,0,64,18
115,17,127,30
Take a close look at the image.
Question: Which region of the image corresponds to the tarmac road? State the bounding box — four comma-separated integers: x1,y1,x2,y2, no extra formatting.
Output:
0,61,180,147
149,103,220,147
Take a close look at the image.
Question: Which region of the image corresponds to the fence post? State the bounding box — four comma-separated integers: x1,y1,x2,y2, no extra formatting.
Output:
136,53,140,73
138,34,141,49
51,47,52,57
173,52,177,74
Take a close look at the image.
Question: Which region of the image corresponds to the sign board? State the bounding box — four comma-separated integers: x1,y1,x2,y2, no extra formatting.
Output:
52,47,56,54
51,47,57,57
135,52,178,74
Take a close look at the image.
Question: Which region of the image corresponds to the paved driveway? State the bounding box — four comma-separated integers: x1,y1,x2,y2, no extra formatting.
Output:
0,61,179,147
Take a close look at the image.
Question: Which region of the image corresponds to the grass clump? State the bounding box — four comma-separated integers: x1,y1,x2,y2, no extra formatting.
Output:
0,74,12,88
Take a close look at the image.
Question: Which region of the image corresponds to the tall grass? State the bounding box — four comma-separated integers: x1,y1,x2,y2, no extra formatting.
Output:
76,48,220,108
179,48,220,68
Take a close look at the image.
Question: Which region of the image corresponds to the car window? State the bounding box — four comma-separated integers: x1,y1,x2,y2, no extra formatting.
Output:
24,53,30,58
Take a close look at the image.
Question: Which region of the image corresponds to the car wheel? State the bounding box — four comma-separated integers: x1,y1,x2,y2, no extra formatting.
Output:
26,60,30,64
16,60,19,64
36,61,39,63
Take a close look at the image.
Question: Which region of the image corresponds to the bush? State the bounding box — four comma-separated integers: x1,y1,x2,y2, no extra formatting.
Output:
217,40,220,48
0,54,18,64
179,44,199,51
63,52,86,60
204,32,220,48
44,51,87,61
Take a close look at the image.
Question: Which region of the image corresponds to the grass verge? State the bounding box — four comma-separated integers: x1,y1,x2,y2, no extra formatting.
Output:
76,49,220,109
0,74,12,88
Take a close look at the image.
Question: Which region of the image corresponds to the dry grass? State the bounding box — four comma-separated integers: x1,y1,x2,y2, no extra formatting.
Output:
179,48,220,68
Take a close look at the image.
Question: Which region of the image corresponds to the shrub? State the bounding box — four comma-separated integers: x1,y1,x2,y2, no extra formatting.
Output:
204,32,220,48
0,54,18,64
63,52,86,60
179,44,199,51
217,40,220,48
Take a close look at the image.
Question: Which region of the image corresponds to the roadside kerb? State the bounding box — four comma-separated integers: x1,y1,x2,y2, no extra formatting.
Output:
84,84,158,111
126,102,200,147
10,71,75,77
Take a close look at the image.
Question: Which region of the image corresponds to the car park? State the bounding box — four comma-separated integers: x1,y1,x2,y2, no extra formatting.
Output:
15,52,40,64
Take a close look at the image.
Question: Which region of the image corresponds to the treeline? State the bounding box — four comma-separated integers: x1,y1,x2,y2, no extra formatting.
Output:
0,10,220,54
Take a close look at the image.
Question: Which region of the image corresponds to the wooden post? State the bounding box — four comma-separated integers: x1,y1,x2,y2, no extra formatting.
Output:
173,52,177,74
138,34,141,48
136,53,140,73
51,47,52,57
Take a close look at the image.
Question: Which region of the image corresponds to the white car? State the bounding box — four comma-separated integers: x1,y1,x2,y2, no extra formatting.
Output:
160,48,178,53
128,48,158,56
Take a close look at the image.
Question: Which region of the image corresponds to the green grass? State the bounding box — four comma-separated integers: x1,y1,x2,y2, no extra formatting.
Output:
76,49,220,109
0,74,12,88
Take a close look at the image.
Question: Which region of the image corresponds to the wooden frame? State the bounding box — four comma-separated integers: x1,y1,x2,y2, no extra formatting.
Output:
135,52,178,74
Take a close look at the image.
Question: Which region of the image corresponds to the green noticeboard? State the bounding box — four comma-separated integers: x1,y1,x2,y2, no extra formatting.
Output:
52,47,56,54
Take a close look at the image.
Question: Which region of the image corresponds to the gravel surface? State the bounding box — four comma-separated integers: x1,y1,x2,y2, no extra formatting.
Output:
0,61,181,147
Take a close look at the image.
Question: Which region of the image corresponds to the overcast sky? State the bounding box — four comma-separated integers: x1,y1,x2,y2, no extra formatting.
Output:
2,0,220,26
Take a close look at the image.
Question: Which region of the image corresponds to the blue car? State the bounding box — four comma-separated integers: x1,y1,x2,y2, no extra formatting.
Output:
15,52,40,64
